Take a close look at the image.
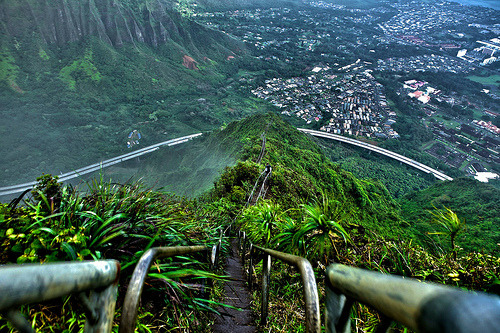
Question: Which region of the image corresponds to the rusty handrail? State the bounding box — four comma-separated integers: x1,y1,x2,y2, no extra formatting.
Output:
119,245,220,333
0,260,120,333
240,231,321,333
325,263,500,333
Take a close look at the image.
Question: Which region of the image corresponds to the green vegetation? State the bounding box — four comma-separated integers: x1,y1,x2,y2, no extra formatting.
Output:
400,177,500,255
59,50,102,91
228,116,498,329
0,33,266,186
427,113,460,129
0,48,19,89
0,0,263,187
317,136,436,198
0,174,227,331
467,74,500,87
428,206,466,259
1,113,499,332
38,48,49,61
208,114,402,237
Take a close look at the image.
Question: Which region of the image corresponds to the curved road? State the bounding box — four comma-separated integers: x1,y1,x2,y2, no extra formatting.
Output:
0,133,203,197
299,128,453,181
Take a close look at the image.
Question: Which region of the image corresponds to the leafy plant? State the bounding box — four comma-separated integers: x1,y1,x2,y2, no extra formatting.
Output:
299,193,351,261
240,201,284,245
30,174,63,215
428,206,466,259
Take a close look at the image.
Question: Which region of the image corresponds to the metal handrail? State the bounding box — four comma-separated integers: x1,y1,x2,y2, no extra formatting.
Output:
119,244,220,333
0,260,120,333
240,231,321,333
325,263,500,333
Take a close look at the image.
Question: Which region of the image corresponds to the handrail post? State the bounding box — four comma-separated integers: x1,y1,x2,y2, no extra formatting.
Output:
119,246,208,333
4,310,34,333
261,254,271,326
211,244,219,270
248,244,254,289
325,277,351,333
241,232,246,266
239,230,244,250
218,229,223,265
79,293,99,324
84,284,118,332
252,245,320,333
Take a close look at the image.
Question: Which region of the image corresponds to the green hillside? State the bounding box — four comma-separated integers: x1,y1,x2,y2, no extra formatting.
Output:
0,0,256,186
400,178,500,255
316,137,437,198
209,113,403,233
1,112,499,332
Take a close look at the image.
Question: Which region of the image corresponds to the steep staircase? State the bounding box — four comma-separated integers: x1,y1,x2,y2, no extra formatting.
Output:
212,238,256,333
3,124,499,333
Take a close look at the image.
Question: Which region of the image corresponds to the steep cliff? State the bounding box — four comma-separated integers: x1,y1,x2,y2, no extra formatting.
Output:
0,0,245,91
0,0,239,52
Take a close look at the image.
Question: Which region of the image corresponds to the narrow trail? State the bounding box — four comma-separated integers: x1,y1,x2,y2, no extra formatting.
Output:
213,237,256,333
213,123,270,332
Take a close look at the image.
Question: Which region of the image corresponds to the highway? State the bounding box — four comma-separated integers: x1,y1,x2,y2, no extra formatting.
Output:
299,128,453,181
0,133,203,197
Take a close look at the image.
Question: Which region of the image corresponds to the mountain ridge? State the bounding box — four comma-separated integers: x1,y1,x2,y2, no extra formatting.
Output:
1,0,224,50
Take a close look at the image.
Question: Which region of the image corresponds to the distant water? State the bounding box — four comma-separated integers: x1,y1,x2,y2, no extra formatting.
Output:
450,0,500,10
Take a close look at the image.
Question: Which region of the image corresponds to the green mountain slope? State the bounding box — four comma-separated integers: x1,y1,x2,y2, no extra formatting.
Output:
162,113,498,254
1,112,499,333
316,137,437,198
205,113,403,236
400,178,500,254
0,0,250,186
93,112,403,235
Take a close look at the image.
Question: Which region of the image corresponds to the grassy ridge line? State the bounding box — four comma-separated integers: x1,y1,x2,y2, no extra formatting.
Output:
208,113,403,237
211,113,499,255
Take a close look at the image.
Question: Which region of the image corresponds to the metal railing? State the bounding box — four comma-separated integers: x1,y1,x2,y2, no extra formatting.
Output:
119,243,221,333
325,263,500,333
0,242,221,333
239,231,321,333
0,260,120,333
3,233,499,333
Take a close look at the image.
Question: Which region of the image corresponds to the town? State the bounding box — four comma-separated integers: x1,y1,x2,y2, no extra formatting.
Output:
376,54,474,73
252,67,399,139
192,0,499,180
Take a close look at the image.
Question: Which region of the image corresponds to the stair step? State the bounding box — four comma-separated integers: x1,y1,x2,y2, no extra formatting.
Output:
212,324,257,332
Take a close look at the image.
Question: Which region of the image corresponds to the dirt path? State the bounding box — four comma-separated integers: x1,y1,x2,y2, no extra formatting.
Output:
212,237,256,333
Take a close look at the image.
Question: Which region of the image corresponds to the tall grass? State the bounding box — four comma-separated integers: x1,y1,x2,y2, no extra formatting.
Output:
0,175,228,332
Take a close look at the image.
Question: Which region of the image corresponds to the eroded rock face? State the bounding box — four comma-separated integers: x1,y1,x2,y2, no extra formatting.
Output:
182,55,198,70
0,0,188,48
